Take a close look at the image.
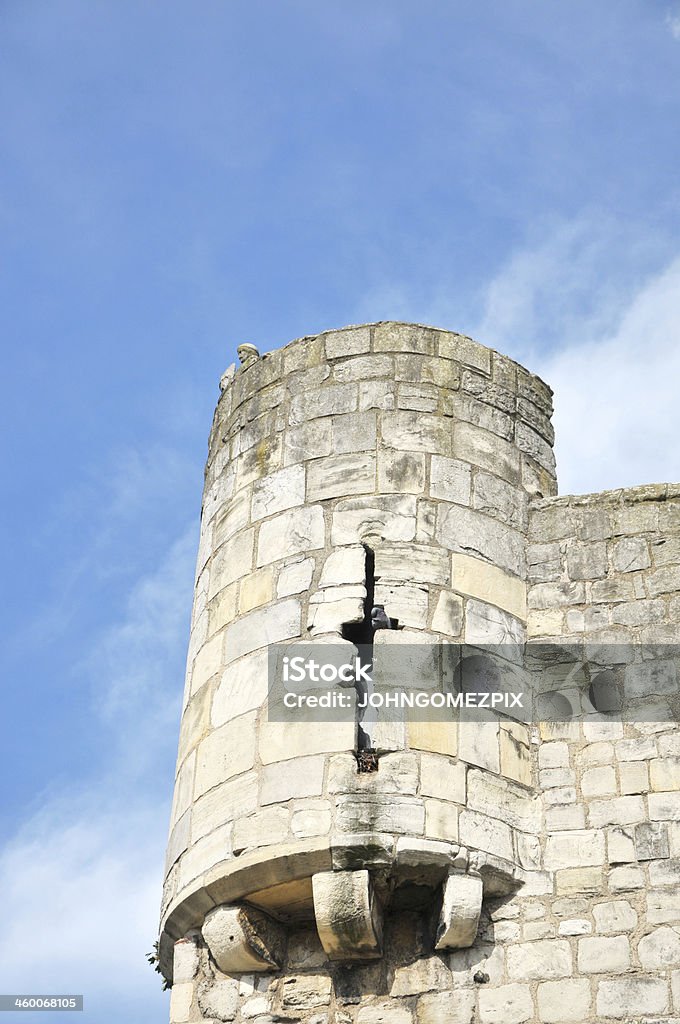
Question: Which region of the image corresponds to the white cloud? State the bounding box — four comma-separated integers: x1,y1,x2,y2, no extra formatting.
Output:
666,9,680,40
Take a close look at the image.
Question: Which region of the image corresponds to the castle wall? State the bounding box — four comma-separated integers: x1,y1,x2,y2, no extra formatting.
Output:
161,323,680,1024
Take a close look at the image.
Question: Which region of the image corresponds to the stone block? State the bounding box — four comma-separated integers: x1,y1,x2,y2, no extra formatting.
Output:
431,592,463,634
544,830,605,870
319,545,366,587
334,354,393,382
375,322,439,354
359,380,396,411
283,418,333,465
212,649,268,725
458,722,500,773
177,823,232,890
474,472,527,532
202,904,285,972
416,990,475,1024
290,383,358,424
223,598,301,662
500,723,531,786
425,799,459,842
577,934,630,972
421,753,466,803
191,772,259,842
324,325,371,358
478,983,533,1024
209,529,255,599
619,760,649,795
169,981,193,1023
331,495,417,545
239,567,274,612
278,974,333,1010
335,794,425,835
607,826,636,864
593,899,637,933
596,977,668,1018
539,742,569,769
312,869,383,960
638,926,680,969
291,801,332,839
257,506,325,565
536,979,591,1023
331,410,378,454
357,1003,412,1024
555,866,602,894
194,712,257,796
408,719,458,757
435,872,483,950
651,757,680,792
190,632,224,696
636,821,670,860
398,382,440,412
259,719,355,764
306,452,376,502
546,805,585,831
381,411,454,456
588,795,645,828
251,465,305,521
438,506,525,577
467,769,537,830
391,955,452,995
459,809,513,861
650,792,680,820
506,939,572,980
373,582,428,628
276,556,315,597
378,450,426,493
429,457,471,505
260,754,326,805
581,765,616,797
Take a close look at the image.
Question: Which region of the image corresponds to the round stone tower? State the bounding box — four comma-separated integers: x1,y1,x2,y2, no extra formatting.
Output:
160,322,557,1023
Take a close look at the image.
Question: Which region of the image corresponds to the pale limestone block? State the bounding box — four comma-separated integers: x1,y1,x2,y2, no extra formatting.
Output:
357,1003,412,1024
416,989,475,1024
546,805,586,831
651,757,680,791
579,741,613,766
581,765,616,797
544,830,605,870
420,753,466,803
291,802,332,838
458,721,500,773
438,506,525,578
466,769,537,831
375,322,439,355
194,711,257,797
251,464,305,522
208,581,238,635
391,955,452,995
552,897,590,918
260,754,326,805
169,982,193,1023
171,751,197,824
566,540,607,580
478,983,533,1024
516,832,542,870
223,598,301,663
359,380,396,411
619,760,649,795
202,904,285,972
636,820,669,860
528,581,584,609
638,925,680,968
166,812,191,873
332,354,392,383
395,353,460,388
440,332,490,373
522,921,552,940
499,723,531,786
191,772,259,842
454,422,519,484
555,866,602,894
408,719,458,757
588,795,645,828
396,836,457,868
179,681,214,755
650,792,680,820
212,649,269,726
319,545,365,586
324,325,371,358
649,860,680,886
506,938,572,980
328,751,419,795
578,934,630,973
259,719,355,764
373,582,428,628
257,506,325,566
371,630,442,692
429,456,471,505
593,899,637,933
625,659,677,698
581,718,623,743
381,410,454,456
312,869,382,960
289,383,358,424
536,978,591,1023
331,411,377,455
173,936,200,984
538,742,569,770
277,557,315,597
540,767,575,789
431,592,463,635
558,919,591,936
209,529,255,599
528,608,563,637
283,418,333,465
239,566,274,612
376,544,450,585
241,994,269,1018
190,632,224,697
416,499,437,542
648,891,680,924
306,452,376,502
608,864,644,891
335,794,425,835
458,809,513,861
473,472,527,531
203,465,236,522
435,872,483,950
607,826,636,864
465,599,525,646
647,564,680,596
596,977,668,1018
177,823,232,889
214,486,251,548
398,382,439,412
233,807,289,853
378,450,425,494
307,587,365,634
331,495,417,545
543,786,576,806
234,434,284,491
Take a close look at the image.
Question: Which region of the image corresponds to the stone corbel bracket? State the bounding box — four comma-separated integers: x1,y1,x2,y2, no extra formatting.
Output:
202,903,285,973
312,869,383,961
435,869,484,950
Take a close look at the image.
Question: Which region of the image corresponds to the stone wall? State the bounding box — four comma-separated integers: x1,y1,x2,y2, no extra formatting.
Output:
161,323,680,1024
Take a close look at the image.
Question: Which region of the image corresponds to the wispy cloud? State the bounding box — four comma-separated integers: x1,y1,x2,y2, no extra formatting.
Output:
666,8,680,40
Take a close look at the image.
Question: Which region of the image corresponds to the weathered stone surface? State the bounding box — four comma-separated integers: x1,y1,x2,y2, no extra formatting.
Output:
391,956,452,995
202,904,285,972
431,591,463,634
194,712,257,796
251,465,305,521
435,872,483,950
577,934,630,973
307,453,376,501
378,450,426,494
276,556,315,597
260,755,326,805
638,926,680,968
421,753,466,803
331,496,417,545
536,979,591,1023
437,505,525,577
211,649,269,725
593,899,637,933
222,598,301,662
416,990,475,1024
596,977,669,1018
478,983,533,1024
506,939,572,980
312,870,383,960
257,506,325,565
375,544,449,585
429,457,471,504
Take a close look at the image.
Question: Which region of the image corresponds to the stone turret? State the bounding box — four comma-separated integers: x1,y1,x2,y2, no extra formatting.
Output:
160,322,680,1024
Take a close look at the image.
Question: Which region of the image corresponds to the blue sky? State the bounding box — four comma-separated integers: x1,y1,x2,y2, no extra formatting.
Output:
1,1,679,1020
